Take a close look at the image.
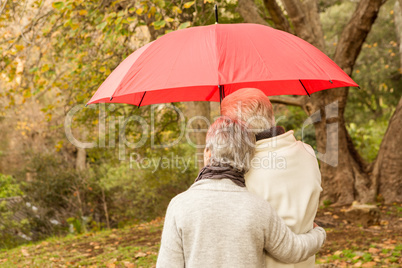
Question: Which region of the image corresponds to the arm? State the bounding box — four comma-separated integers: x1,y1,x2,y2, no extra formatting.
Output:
263,203,326,263
156,200,185,268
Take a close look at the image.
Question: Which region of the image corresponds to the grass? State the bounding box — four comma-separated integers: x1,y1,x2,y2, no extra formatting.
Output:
0,218,163,268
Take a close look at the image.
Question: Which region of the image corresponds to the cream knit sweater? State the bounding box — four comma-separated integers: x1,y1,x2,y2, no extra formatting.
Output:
245,130,323,268
156,179,326,268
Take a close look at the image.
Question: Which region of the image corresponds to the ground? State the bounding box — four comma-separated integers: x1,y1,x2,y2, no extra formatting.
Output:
0,204,400,268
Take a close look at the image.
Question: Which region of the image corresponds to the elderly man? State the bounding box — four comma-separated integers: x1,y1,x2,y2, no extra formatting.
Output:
156,117,326,268
221,88,322,268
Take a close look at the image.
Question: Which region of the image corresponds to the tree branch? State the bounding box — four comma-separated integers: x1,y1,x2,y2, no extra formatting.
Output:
280,0,325,51
333,0,385,75
269,96,306,107
0,0,8,17
237,0,269,25
263,0,292,32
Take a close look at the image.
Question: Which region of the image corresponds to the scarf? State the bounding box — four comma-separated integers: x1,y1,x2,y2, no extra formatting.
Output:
255,126,285,141
195,165,246,187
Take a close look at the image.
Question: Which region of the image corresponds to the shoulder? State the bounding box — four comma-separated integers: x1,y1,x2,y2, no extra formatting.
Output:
297,141,317,158
169,188,192,204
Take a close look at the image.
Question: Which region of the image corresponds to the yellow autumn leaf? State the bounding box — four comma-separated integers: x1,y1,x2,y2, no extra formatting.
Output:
136,8,143,15
172,6,182,14
183,1,195,9
149,6,156,16
78,10,88,16
15,44,24,51
71,23,80,30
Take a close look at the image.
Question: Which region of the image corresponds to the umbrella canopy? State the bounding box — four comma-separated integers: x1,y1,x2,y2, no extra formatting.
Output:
87,23,358,107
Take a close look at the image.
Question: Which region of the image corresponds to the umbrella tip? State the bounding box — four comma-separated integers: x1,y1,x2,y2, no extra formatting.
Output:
85,103,88,107
214,4,219,24
329,80,333,84
110,97,113,101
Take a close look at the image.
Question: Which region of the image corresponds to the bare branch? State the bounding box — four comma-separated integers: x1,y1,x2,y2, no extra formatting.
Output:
0,0,8,17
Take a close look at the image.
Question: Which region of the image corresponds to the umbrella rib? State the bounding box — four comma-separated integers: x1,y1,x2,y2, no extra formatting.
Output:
299,79,310,97
138,91,147,107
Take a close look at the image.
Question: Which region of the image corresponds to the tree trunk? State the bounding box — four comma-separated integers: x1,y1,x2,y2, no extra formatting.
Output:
75,147,86,171
184,102,211,171
371,97,402,203
312,0,385,205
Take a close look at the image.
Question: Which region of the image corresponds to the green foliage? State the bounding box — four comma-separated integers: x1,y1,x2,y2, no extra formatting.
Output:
93,143,197,223
346,119,389,162
323,200,332,207
0,174,24,198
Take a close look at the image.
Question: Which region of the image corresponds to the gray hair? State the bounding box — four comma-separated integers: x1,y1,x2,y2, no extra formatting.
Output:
221,88,276,132
205,117,256,173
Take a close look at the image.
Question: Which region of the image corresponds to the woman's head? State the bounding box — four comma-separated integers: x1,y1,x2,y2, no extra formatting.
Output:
220,88,275,132
204,117,256,173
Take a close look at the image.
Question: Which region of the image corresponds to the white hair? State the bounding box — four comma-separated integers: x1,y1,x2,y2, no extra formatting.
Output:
221,88,276,132
205,117,256,173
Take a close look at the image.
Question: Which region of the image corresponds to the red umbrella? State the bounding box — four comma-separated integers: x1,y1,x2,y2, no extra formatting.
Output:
87,23,358,107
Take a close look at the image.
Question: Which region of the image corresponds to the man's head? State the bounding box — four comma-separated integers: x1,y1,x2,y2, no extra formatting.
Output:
221,88,275,132
204,117,255,173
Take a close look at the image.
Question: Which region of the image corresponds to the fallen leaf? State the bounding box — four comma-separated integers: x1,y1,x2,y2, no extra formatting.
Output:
333,250,342,256
362,262,376,267
124,262,135,268
354,261,362,267
135,252,147,258
21,249,30,257
368,247,379,254
333,214,339,219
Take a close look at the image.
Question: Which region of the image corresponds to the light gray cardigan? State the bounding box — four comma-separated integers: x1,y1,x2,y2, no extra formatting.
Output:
156,179,326,268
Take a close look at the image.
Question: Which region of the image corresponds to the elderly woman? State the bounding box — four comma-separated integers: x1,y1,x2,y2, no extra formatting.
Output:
156,117,326,268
